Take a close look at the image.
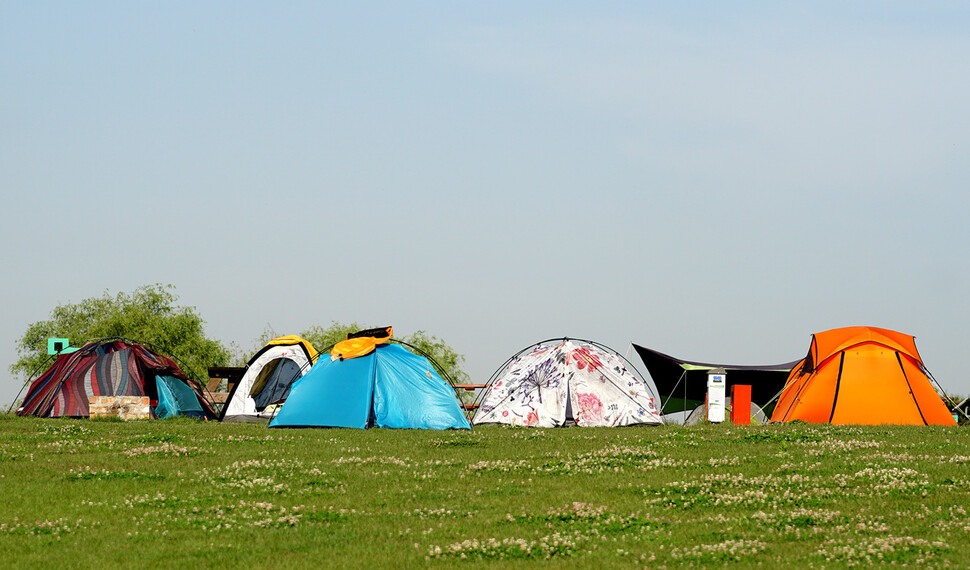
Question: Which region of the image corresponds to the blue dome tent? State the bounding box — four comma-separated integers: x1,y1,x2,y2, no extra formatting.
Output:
268,327,470,430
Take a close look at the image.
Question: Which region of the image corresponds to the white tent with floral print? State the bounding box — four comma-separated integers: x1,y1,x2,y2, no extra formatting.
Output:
472,339,662,427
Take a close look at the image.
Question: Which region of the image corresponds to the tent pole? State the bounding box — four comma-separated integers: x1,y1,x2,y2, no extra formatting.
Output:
6,353,57,414
660,370,684,415
925,367,970,422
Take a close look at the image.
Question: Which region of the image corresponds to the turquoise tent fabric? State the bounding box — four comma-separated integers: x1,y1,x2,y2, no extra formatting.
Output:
269,344,470,430
154,375,206,419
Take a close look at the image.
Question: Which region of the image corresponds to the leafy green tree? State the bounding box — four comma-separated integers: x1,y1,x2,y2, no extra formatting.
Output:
401,329,470,385
12,284,230,383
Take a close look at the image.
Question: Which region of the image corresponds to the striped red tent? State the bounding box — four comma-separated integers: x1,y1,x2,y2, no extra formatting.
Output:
17,339,216,419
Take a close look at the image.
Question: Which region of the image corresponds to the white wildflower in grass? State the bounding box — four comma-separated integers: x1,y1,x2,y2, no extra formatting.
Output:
670,539,767,562
196,458,321,493
404,508,469,520
427,532,584,560
944,454,970,464
853,514,890,534
0,449,35,462
123,442,199,457
467,459,531,473
0,518,78,537
815,535,948,565
852,467,930,495
505,502,660,536
752,508,843,530
114,497,319,533
431,434,486,448
654,472,769,509
707,456,741,467
332,455,411,467
801,439,882,457
638,457,690,470
775,460,823,473
121,491,173,508
532,445,670,475
67,467,162,481
41,424,91,436
218,434,261,442
932,505,970,533
46,439,86,449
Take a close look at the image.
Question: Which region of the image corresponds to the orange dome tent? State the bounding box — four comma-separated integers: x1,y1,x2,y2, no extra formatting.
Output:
771,326,955,425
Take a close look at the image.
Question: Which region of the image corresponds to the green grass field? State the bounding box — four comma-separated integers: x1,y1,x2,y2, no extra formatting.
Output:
0,415,967,568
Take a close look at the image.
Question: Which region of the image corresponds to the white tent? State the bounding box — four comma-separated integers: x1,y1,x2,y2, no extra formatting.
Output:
220,336,318,423
473,339,662,427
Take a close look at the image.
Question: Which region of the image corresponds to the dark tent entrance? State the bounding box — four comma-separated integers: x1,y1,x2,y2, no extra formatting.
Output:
250,358,302,409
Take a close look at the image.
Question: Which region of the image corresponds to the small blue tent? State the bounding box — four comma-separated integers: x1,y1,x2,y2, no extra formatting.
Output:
155,374,208,419
268,343,470,430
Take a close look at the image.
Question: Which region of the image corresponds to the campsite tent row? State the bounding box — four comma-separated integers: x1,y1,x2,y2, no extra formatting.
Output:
15,328,473,430
16,332,661,429
17,326,958,427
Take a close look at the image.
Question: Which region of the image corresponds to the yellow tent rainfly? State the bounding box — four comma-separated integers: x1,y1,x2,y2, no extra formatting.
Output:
331,326,393,361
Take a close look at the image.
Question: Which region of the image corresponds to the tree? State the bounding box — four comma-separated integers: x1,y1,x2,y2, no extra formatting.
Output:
12,284,231,383
276,321,470,385
400,329,471,385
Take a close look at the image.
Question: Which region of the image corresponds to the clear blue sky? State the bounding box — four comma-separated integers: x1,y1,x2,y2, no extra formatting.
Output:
2,2,968,406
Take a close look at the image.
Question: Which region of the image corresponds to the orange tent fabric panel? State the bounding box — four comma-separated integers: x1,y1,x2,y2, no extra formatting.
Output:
772,327,955,426
900,355,957,425
775,359,838,423
830,345,919,425
810,326,922,370
772,359,806,422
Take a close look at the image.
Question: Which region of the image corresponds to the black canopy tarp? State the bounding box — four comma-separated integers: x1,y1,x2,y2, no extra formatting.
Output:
632,344,798,415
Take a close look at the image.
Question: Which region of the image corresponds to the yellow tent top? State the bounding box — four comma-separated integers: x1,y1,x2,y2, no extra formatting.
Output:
267,335,320,364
